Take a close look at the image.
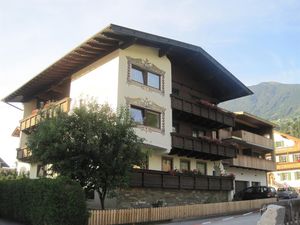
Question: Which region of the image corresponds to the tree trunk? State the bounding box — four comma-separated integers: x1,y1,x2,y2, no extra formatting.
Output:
97,190,106,210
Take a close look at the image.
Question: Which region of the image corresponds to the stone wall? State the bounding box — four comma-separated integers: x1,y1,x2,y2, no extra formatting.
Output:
115,187,229,209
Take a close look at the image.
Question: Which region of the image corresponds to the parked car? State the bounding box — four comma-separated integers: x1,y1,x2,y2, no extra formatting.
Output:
233,186,277,201
277,187,298,199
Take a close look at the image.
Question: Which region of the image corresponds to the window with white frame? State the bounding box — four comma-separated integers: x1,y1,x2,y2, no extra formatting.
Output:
275,141,284,148
295,172,300,180
293,153,300,162
279,155,288,163
279,172,291,181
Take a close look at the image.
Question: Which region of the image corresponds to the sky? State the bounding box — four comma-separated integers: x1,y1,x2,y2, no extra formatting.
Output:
1,0,300,167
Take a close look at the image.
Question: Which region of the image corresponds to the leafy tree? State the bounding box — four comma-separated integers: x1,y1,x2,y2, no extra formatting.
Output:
27,100,144,209
275,116,300,138
0,168,28,180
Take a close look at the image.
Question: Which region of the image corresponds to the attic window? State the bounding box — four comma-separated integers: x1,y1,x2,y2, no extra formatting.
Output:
127,56,165,94
131,66,161,90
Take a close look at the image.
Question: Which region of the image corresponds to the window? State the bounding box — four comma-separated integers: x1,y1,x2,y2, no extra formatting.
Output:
279,155,288,163
275,141,284,148
252,181,260,187
162,157,173,172
130,107,144,125
131,67,144,84
280,172,291,181
172,122,179,133
130,106,161,129
295,172,300,180
130,66,161,90
196,162,207,175
172,88,179,96
147,72,160,89
37,165,46,177
293,153,300,162
192,128,205,138
180,160,190,171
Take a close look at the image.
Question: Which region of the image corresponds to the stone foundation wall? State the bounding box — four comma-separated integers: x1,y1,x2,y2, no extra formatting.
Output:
115,187,229,209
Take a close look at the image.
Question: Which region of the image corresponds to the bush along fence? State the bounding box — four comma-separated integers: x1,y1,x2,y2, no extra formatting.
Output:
88,198,277,225
0,177,88,225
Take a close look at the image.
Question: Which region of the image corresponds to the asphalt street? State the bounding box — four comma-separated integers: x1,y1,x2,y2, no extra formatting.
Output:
0,219,24,225
158,211,261,225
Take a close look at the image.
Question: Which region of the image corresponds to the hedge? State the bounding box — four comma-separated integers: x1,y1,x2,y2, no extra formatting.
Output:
0,177,88,225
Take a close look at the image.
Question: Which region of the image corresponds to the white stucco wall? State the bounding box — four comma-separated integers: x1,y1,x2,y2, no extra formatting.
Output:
226,167,267,186
29,163,38,179
118,45,172,152
274,133,295,148
272,170,300,188
148,153,217,175
70,51,119,110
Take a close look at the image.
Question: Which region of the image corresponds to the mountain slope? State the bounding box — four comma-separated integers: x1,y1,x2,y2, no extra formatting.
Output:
220,82,300,120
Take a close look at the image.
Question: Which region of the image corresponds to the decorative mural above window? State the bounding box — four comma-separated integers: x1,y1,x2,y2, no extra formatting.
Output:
126,56,165,94
126,97,165,134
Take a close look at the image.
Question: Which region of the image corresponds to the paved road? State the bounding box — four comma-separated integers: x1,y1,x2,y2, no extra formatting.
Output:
0,219,24,225
158,211,261,225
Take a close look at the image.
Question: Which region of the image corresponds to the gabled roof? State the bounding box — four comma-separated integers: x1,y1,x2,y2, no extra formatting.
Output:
274,130,300,141
0,157,9,168
3,24,252,103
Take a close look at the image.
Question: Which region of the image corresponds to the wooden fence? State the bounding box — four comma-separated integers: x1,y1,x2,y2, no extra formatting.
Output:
88,198,277,225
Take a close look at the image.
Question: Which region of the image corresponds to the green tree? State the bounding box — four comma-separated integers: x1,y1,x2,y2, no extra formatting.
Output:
0,168,28,180
276,116,300,138
27,100,144,209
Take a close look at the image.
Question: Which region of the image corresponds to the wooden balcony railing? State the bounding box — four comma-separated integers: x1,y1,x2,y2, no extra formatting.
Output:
225,155,276,171
232,130,274,150
171,94,235,128
129,169,234,191
276,162,300,171
171,133,237,159
16,147,32,162
20,97,71,133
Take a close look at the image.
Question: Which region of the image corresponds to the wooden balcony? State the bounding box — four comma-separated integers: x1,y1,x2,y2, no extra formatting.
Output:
16,147,32,162
20,97,71,133
276,162,300,171
171,133,237,160
231,130,274,150
171,95,235,128
225,155,276,171
129,169,234,191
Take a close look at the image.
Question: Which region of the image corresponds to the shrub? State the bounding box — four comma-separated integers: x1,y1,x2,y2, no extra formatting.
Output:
0,177,88,225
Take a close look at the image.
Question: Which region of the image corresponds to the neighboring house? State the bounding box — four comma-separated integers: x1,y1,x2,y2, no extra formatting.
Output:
3,24,253,207
221,112,276,195
268,131,300,190
0,157,9,168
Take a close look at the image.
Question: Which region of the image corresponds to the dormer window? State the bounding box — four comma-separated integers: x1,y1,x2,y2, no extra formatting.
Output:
131,66,161,90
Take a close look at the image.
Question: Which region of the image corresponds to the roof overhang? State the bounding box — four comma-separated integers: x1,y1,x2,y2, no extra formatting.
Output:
234,111,275,128
3,24,252,103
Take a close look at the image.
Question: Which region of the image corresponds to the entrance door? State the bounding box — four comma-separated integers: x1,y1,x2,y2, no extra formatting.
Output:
162,157,173,172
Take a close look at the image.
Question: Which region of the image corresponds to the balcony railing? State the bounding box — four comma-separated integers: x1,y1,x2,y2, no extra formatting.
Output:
225,154,276,171
276,162,300,171
129,169,234,191
20,97,71,133
16,147,32,162
171,133,237,160
171,94,235,128
231,130,274,150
